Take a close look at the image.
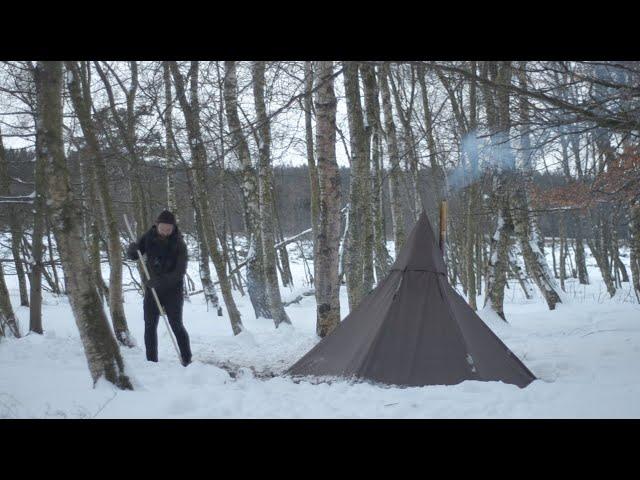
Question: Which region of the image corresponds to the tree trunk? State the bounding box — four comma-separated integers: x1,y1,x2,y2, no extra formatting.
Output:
189,172,222,315
481,61,511,321
0,131,21,338
483,177,513,321
37,61,132,389
223,61,271,319
251,61,291,327
575,215,590,285
163,62,177,212
509,247,534,299
361,63,392,281
29,122,47,334
0,129,29,309
10,222,28,307
511,186,563,309
65,61,134,348
610,209,629,283
314,61,342,337
587,210,616,297
0,262,20,338
630,200,640,302
303,62,321,248
342,62,372,309
169,61,243,335
463,61,479,309
513,61,563,310
78,145,107,303
379,63,406,253
559,212,567,292
272,193,294,288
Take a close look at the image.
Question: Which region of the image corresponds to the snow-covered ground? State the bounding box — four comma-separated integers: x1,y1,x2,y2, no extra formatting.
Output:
1,237,639,418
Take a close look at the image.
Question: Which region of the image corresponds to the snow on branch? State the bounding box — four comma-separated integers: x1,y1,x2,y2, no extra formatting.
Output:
0,191,35,204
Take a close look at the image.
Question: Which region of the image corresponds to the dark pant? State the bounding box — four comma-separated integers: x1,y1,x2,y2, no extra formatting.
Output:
143,288,192,364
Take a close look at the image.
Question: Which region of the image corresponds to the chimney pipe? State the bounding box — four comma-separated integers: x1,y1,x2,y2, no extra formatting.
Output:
439,200,447,256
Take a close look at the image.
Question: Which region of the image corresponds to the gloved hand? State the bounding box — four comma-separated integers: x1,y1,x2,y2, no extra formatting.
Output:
146,274,163,291
126,242,139,260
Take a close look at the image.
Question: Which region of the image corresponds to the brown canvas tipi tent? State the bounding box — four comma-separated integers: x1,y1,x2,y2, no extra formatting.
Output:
287,211,536,388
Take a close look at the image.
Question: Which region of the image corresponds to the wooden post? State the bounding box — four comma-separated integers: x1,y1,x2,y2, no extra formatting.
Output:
439,200,447,256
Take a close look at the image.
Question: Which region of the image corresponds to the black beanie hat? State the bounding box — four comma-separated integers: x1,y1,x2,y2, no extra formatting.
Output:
156,210,176,225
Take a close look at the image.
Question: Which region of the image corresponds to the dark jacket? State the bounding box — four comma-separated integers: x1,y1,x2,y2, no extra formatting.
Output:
127,225,188,295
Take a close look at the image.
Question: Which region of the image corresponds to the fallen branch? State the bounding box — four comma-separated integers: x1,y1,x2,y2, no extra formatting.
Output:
0,192,35,203
274,228,313,249
283,289,315,307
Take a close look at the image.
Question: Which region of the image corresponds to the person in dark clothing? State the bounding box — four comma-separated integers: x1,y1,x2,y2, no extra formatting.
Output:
127,210,192,367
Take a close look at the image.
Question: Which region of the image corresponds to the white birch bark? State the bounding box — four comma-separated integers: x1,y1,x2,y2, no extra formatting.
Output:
314,61,342,337
38,61,132,389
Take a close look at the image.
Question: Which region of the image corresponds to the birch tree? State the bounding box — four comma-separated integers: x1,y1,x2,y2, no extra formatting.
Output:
0,130,21,338
510,62,562,310
482,61,513,321
223,60,270,319
29,92,46,334
251,61,291,327
0,129,29,308
36,61,132,389
65,61,134,347
379,63,406,252
304,61,320,249
314,61,342,337
163,61,177,212
169,61,244,335
361,63,392,280
342,61,373,309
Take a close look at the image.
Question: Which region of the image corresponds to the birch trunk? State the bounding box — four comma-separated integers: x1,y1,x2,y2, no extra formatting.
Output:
513,61,563,310
342,61,372,309
29,121,46,333
510,247,534,299
251,61,291,327
41,222,61,294
189,173,221,315
379,63,406,252
169,61,243,335
78,147,107,302
10,222,28,307
1,129,29,309
304,61,320,252
575,221,590,285
223,61,271,319
65,61,134,347
483,178,513,321
481,62,513,321
587,210,616,297
38,61,132,389
273,195,294,287
630,200,640,302
610,209,629,284
361,63,392,281
0,262,20,338
464,61,479,309
559,213,567,292
0,130,20,337
389,66,421,220
511,186,563,309
163,62,177,212
314,61,342,337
